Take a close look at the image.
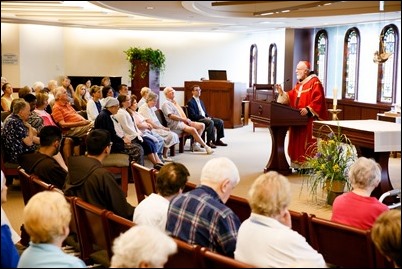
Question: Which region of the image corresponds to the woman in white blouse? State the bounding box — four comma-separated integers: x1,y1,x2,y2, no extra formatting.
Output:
86,85,102,121
136,92,179,162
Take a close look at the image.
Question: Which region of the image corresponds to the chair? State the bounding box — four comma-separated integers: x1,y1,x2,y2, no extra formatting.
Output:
164,238,203,268
155,108,191,155
1,137,19,184
130,161,157,204
17,167,34,205
183,181,197,192
62,194,81,254
307,214,376,268
17,168,55,246
77,110,88,120
104,211,135,255
225,194,251,223
103,153,130,196
1,110,12,122
73,197,111,267
289,210,310,240
154,108,178,156
30,174,55,194
199,247,255,268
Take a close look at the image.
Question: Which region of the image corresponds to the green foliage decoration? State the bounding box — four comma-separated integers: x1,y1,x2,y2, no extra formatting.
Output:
124,47,166,79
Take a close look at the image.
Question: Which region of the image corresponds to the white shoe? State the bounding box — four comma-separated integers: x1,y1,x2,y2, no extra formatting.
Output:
205,146,214,155
192,143,202,152
162,156,174,162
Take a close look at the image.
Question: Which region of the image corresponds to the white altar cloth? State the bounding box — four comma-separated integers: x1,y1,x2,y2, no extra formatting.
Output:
316,120,401,152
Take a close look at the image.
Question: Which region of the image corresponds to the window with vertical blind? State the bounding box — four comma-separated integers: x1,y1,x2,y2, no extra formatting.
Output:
377,24,399,104
314,30,328,92
343,27,360,100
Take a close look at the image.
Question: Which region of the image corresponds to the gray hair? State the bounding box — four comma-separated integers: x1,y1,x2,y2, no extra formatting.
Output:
348,157,381,189
146,91,158,102
200,157,240,187
111,225,177,267
12,98,29,114
54,86,66,100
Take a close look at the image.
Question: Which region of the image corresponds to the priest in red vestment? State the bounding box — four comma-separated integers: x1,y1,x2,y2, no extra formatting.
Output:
276,61,328,168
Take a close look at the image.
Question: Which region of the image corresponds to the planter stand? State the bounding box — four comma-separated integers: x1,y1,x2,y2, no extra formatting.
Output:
327,190,343,205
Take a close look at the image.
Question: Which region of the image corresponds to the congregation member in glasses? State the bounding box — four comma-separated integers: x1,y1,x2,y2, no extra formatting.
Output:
114,95,164,170
138,91,179,162
275,61,327,169
63,129,135,220
161,86,213,154
187,84,227,148
94,97,144,165
51,86,93,140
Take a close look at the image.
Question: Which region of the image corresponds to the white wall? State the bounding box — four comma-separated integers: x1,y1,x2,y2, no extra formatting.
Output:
1,21,400,105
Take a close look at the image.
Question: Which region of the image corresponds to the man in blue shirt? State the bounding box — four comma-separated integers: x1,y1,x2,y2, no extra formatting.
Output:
166,157,240,257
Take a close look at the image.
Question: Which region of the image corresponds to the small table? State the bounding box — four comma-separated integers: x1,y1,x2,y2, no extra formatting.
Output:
313,120,401,203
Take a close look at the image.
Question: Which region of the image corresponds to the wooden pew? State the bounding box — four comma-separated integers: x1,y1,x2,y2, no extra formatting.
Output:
308,214,376,268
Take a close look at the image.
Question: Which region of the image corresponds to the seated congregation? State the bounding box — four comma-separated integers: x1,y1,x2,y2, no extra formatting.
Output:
1,78,399,268
1,151,398,268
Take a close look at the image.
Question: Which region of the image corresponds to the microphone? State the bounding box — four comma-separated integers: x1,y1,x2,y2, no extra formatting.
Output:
274,79,289,101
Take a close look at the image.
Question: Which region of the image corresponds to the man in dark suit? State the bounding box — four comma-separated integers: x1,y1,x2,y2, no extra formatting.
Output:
187,85,227,148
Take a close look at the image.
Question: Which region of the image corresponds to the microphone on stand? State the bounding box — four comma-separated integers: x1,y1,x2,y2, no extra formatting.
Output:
274,79,290,101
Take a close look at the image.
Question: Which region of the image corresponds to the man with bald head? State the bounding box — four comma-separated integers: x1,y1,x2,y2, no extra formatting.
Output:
275,61,327,168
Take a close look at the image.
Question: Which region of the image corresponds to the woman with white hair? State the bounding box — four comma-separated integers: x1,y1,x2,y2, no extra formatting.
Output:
137,86,151,108
331,157,389,230
110,225,177,268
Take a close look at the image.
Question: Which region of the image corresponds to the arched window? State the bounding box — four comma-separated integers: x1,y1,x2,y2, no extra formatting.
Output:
343,27,360,100
314,30,328,92
249,44,258,88
268,43,277,84
376,24,399,103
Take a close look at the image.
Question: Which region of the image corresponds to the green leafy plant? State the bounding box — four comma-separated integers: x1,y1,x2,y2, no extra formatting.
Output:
302,124,358,201
124,47,166,79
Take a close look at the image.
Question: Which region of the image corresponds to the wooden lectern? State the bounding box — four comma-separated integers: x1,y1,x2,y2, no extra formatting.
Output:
250,100,308,175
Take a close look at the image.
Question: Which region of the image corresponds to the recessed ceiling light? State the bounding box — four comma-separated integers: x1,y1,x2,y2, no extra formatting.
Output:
146,6,154,10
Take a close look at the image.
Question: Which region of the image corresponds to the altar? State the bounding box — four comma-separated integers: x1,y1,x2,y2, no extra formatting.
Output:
313,120,400,203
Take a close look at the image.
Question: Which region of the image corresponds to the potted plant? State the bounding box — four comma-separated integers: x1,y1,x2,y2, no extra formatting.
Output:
301,124,358,205
124,47,166,79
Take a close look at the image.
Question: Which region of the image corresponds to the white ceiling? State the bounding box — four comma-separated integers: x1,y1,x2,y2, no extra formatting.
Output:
1,1,401,33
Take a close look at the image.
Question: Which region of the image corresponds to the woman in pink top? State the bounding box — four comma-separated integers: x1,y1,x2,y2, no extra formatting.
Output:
331,157,389,230
34,92,57,126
